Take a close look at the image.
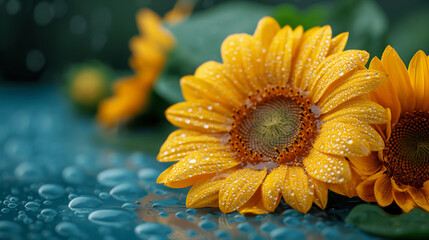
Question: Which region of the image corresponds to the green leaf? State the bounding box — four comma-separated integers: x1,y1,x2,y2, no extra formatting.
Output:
346,204,429,239
155,1,273,104
272,4,329,29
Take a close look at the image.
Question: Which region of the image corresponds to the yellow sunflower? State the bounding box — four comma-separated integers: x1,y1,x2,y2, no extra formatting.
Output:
97,1,192,128
355,46,429,212
157,17,388,214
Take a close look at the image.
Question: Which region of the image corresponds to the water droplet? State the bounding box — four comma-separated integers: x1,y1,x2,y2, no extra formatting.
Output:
97,168,137,187
134,223,172,239
137,168,159,182
121,203,136,211
109,183,147,202
55,222,82,237
68,196,103,213
24,201,40,211
15,162,44,182
41,208,57,217
198,220,217,232
62,166,86,185
38,184,65,200
270,228,306,240
338,71,344,76
346,139,353,144
88,209,137,227
188,159,196,164
175,212,186,219
0,221,22,237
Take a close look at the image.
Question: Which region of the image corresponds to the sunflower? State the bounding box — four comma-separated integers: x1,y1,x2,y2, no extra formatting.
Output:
97,1,193,128
355,46,429,212
157,17,388,214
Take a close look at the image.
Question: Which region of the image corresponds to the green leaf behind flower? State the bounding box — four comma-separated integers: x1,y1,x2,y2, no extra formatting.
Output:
346,204,429,239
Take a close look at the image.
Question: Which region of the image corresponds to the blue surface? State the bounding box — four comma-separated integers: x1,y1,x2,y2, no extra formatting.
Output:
0,84,382,239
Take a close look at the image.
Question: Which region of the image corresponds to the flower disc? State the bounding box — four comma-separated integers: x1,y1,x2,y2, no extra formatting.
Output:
383,110,429,188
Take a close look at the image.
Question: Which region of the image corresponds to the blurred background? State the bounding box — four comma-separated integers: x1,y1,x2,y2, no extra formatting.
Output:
1,0,429,83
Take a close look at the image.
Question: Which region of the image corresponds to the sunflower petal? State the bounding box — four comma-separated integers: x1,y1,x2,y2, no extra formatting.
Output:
408,50,429,111
158,129,222,162
356,170,385,202
219,168,267,213
328,32,348,55
310,50,369,103
319,70,387,113
349,153,382,176
308,177,328,209
303,149,351,184
164,151,240,188
381,46,415,112
292,26,332,91
369,57,402,124
166,100,232,133
322,98,388,125
181,75,242,109
313,120,374,157
282,166,313,214
221,34,265,92
156,164,174,184
265,26,294,87
239,189,270,214
330,166,361,198
408,186,429,212
393,190,416,213
253,17,281,51
374,174,394,207
186,178,225,208
194,61,247,100
262,165,287,212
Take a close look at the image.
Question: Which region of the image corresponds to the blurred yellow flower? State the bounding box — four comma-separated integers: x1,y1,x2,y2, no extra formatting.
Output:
355,46,429,212
97,1,192,128
157,17,388,214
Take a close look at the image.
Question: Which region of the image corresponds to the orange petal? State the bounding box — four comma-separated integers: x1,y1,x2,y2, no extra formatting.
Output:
303,149,351,184
319,70,387,113
136,9,175,49
157,129,222,162
330,166,361,198
393,189,416,213
381,46,415,112
408,186,429,212
265,26,294,87
164,150,240,188
253,17,281,52
261,165,287,212
369,57,402,124
310,50,369,104
221,34,265,93
308,177,328,209
291,25,304,57
219,168,267,213
282,166,313,214
186,178,225,208
166,100,232,133
374,174,394,207
327,32,348,55
356,171,385,202
181,75,242,109
239,189,270,214
292,26,332,91
349,153,382,176
322,98,389,125
408,50,429,111
194,61,246,101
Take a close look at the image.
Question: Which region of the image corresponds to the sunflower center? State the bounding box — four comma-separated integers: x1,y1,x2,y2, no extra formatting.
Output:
229,87,319,166
383,110,429,188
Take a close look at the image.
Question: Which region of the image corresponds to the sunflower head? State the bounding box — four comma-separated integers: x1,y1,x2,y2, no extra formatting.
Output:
157,17,388,214
356,46,429,212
